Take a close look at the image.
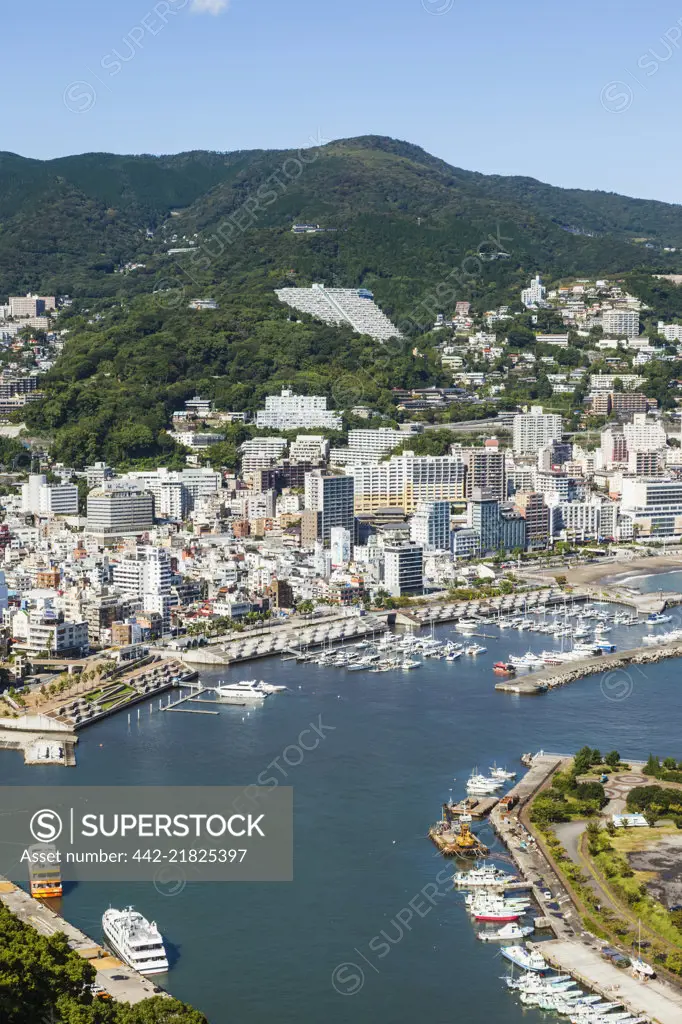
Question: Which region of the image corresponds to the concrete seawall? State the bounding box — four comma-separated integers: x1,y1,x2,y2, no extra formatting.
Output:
495,640,682,695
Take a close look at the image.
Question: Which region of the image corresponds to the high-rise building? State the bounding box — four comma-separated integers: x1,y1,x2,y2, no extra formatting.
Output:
409,501,451,551
602,309,640,338
86,487,154,538
521,275,546,308
329,428,415,466
384,544,424,597
623,414,666,454
256,389,341,431
304,471,355,545
515,492,550,550
289,435,330,463
467,490,501,553
240,437,289,472
458,447,506,499
512,406,563,455
600,427,628,469
351,452,466,513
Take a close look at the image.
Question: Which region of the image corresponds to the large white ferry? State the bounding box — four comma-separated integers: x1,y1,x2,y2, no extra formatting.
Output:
102,907,168,975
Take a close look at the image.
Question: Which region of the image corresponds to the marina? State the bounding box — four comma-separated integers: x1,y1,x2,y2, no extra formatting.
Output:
4,599,682,1024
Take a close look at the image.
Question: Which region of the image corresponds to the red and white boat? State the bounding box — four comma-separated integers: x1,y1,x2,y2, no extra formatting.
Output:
471,905,523,922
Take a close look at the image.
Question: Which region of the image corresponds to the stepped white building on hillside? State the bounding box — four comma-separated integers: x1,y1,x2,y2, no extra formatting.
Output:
275,284,402,341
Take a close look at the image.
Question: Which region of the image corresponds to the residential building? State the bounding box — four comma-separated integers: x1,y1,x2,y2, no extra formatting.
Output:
521,275,546,308
121,467,222,519
9,293,56,317
351,453,466,514
289,435,330,463
384,543,424,597
657,321,682,341
512,406,563,455
589,374,646,392
240,437,289,473
467,489,501,553
329,428,414,467
409,501,451,551
255,389,341,431
602,309,640,337
600,427,628,469
515,492,550,549
623,414,666,454
457,447,506,500
628,451,662,476
265,578,294,610
450,528,481,559
304,471,355,545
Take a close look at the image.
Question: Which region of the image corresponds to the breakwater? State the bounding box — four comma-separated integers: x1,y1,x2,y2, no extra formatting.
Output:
495,640,682,695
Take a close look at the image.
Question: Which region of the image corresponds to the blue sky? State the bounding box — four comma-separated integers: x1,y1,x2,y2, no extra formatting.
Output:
4,0,682,202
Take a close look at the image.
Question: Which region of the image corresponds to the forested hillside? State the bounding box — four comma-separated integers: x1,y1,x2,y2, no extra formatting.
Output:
8,135,682,465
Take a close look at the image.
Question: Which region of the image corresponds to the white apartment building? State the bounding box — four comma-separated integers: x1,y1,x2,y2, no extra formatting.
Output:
329,428,410,467
21,474,79,517
512,406,563,455
351,453,466,514
275,284,402,341
86,486,154,538
521,275,546,308
602,309,640,337
112,547,172,599
620,478,682,536
240,437,288,473
589,374,646,392
409,501,451,551
170,431,225,450
657,321,682,342
255,389,341,431
12,608,88,655
289,435,330,463
623,414,666,454
121,468,221,519
547,495,604,541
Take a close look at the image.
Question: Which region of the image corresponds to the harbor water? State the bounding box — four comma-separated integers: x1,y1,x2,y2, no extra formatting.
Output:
3,605,682,1024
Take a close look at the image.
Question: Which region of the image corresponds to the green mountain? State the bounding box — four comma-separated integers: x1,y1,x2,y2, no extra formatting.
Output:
9,135,682,466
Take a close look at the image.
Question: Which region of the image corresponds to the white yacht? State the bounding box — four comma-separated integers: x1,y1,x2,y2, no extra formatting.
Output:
477,920,534,941
214,680,268,704
501,944,548,972
102,907,168,975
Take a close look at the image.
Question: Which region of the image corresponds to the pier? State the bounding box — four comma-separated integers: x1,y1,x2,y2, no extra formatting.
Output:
0,879,163,1005
495,639,682,695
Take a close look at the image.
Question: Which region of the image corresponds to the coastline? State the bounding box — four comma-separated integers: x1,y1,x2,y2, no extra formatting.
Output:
546,553,682,588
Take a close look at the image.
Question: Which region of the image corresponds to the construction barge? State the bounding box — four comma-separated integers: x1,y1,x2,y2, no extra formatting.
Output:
428,802,493,858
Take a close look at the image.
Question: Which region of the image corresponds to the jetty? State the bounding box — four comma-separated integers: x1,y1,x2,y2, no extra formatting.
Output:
495,639,682,695
0,879,164,1005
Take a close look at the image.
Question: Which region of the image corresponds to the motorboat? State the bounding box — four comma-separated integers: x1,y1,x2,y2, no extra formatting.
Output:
453,863,517,888
214,680,268,704
501,944,549,972
477,921,534,941
489,764,516,780
464,644,487,656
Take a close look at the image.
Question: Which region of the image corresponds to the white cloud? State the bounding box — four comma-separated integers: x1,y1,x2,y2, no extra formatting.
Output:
190,0,230,13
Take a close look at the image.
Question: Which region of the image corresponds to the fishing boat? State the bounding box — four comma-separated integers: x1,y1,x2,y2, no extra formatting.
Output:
501,944,549,972
477,921,534,941
489,764,516,780
493,661,515,675
469,901,525,923
452,863,517,888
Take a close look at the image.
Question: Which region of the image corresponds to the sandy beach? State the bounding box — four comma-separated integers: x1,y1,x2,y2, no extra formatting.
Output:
541,553,682,588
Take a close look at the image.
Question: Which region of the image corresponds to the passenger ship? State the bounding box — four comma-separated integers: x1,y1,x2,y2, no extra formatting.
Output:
28,843,62,898
102,907,169,975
